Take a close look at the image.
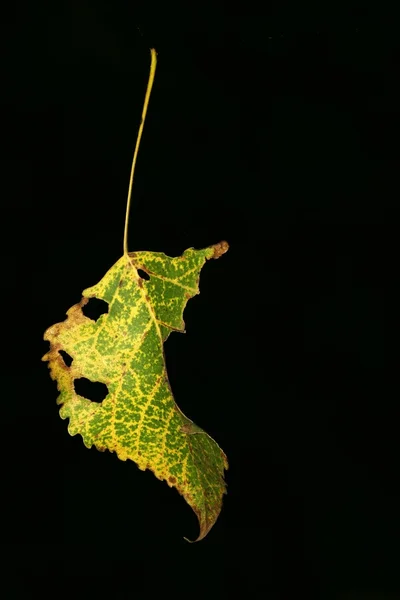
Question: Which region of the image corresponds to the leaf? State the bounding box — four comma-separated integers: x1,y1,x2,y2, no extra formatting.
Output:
43,47,229,541
42,240,229,541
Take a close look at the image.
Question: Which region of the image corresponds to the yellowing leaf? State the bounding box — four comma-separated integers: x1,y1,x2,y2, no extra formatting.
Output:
43,241,229,540
43,48,229,541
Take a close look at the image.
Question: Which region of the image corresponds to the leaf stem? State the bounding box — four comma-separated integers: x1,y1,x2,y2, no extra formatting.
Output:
123,48,158,256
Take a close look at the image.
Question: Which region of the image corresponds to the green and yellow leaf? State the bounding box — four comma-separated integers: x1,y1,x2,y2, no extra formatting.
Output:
43,241,229,541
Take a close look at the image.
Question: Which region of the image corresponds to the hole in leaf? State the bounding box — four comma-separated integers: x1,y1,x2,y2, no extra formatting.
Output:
74,378,108,403
82,297,109,321
137,269,150,281
59,350,73,367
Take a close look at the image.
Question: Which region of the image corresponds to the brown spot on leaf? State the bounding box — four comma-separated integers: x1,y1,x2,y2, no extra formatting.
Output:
169,476,176,484
181,422,203,434
79,297,89,307
211,240,229,259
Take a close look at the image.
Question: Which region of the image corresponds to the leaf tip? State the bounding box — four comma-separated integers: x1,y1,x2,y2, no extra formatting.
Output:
183,522,214,543
183,535,196,544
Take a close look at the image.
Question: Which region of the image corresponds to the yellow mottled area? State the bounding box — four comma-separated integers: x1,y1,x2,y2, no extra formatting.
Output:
43,242,229,541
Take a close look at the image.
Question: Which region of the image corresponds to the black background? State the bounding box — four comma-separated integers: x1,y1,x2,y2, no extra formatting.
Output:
2,1,398,597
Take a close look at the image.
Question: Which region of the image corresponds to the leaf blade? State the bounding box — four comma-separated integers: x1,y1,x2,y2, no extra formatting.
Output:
43,242,229,541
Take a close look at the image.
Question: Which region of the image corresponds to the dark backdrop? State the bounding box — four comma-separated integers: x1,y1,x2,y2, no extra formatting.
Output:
2,2,398,598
